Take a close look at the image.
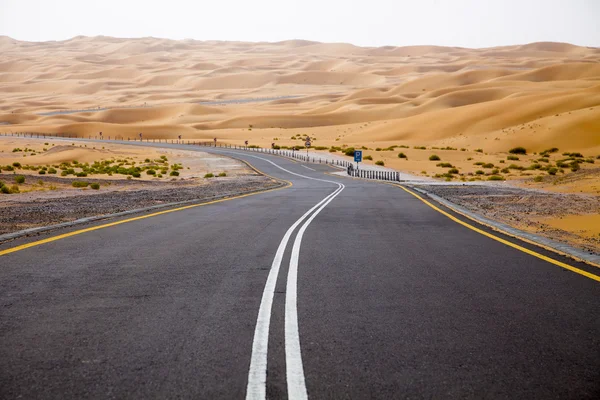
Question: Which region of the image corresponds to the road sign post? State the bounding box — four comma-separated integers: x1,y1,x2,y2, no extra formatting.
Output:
305,137,311,156
354,150,362,169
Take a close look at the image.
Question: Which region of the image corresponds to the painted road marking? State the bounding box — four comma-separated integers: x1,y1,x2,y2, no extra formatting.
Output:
396,184,600,283
285,184,344,400
301,165,315,171
245,185,343,400
243,152,344,400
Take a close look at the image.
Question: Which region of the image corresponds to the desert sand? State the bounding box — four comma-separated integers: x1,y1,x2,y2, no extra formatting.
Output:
0,36,598,249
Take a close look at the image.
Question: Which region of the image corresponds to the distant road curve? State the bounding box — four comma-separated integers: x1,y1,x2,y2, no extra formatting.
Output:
37,95,302,116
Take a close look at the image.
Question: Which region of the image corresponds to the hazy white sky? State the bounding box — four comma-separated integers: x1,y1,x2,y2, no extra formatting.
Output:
1,0,598,48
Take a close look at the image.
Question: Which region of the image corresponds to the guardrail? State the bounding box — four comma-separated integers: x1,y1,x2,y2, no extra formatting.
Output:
0,131,402,182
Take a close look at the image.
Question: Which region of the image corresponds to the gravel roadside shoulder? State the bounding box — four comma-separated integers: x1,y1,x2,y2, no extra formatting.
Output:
0,175,282,237
418,184,600,257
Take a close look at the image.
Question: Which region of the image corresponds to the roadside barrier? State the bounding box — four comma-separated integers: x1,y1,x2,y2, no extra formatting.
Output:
0,131,402,182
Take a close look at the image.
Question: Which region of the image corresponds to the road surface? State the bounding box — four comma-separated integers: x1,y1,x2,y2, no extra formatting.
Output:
1,145,599,399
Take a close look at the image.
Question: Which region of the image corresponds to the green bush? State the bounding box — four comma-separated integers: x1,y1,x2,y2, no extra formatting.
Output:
475,170,485,175
507,155,519,161
38,170,46,175
364,155,373,160
90,183,100,190
501,167,510,174
548,167,558,175
3,165,14,171
375,160,385,166
76,172,87,177
429,154,440,161
132,172,141,178
533,176,543,182
204,173,214,178
448,168,459,174
413,146,426,150
12,162,21,168
436,162,453,168
14,175,25,184
488,175,504,181
475,148,483,153
170,171,179,177
146,169,156,175
1,185,9,194
570,162,580,172
343,148,355,157
72,181,89,188
482,163,494,169
398,152,407,159
48,168,57,174
509,147,527,155
218,172,227,177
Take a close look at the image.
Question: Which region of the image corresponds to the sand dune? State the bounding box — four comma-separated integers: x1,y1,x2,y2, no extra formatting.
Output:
0,36,598,158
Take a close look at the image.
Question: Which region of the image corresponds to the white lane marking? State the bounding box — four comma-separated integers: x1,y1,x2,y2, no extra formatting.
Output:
246,185,343,400
301,165,315,171
244,161,343,399
285,184,344,400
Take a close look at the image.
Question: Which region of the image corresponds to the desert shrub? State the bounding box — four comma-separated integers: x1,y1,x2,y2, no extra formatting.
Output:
248,145,260,149
38,170,46,175
204,173,214,178
132,172,141,178
1,185,9,194
146,169,156,175
570,162,580,172
499,160,505,164
566,152,584,158
436,162,453,168
548,167,558,175
364,155,373,160
90,183,100,190
413,146,426,150
475,148,483,153
501,167,510,174
482,163,494,169
169,170,179,177
343,148,355,157
14,175,25,184
584,158,595,164
448,168,459,174
76,172,87,177
398,152,407,159
507,155,519,161
488,175,504,181
375,160,385,166
429,154,440,161
375,148,382,151
9,185,19,193
3,165,14,171
72,181,89,188
474,161,485,166
533,176,543,182
314,146,328,150
509,147,527,155
528,163,541,170
460,148,467,151
491,169,500,174
218,172,227,177
160,156,168,161
475,170,485,175
12,162,21,168
48,168,57,174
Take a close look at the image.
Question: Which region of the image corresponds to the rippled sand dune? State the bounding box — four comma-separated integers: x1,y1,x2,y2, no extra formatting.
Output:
0,36,598,155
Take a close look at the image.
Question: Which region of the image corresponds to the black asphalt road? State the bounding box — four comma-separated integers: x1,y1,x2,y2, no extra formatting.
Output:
1,144,599,399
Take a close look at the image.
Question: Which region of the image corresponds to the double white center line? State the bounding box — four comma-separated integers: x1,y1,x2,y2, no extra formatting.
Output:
242,155,344,400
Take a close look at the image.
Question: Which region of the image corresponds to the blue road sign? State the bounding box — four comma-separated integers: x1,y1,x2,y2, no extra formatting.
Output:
354,150,363,163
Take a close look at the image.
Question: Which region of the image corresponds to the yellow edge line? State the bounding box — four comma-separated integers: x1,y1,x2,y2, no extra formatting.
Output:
394,184,600,283
0,162,291,258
